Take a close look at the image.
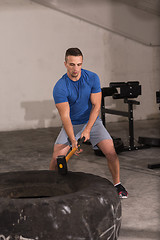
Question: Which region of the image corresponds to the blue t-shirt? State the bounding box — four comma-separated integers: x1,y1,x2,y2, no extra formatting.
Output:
53,69,101,125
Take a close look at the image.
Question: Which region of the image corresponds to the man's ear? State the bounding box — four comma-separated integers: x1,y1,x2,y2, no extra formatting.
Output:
64,61,67,67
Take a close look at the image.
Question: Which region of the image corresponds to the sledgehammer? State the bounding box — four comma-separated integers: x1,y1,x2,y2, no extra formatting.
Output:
57,137,85,175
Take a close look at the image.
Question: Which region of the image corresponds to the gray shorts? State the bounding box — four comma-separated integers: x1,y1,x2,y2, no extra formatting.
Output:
55,118,112,149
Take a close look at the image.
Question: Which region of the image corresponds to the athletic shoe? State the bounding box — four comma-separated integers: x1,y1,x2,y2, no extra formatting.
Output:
115,183,128,199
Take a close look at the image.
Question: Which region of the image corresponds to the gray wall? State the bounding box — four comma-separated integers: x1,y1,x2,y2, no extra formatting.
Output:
33,0,160,46
0,0,160,131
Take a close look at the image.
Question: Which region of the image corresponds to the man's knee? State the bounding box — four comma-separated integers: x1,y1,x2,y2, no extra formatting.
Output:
53,144,70,158
97,139,115,154
105,150,118,162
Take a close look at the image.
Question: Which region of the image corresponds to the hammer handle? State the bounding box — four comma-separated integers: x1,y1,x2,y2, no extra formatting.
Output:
65,137,85,162
66,147,77,162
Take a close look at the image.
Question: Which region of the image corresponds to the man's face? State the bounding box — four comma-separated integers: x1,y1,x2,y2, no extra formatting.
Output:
64,55,83,81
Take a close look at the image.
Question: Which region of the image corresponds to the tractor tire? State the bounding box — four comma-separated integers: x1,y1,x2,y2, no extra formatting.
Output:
0,170,121,240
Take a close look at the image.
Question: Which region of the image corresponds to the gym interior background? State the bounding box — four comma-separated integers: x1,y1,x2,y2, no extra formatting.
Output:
0,1,160,240
0,0,160,131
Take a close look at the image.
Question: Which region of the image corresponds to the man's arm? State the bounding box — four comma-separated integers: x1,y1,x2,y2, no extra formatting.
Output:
55,102,77,148
81,91,102,141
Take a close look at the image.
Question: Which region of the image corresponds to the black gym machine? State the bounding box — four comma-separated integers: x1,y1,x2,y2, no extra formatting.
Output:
138,90,160,169
93,81,160,169
100,81,149,152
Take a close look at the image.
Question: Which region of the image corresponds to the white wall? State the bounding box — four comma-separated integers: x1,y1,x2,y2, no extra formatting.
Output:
0,0,160,131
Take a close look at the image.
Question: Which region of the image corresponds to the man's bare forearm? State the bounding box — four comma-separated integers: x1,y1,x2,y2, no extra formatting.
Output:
85,105,100,131
81,92,101,140
56,102,77,147
61,116,77,146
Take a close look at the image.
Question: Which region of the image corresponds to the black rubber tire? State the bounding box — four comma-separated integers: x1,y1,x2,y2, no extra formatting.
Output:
148,163,160,169
0,170,121,240
138,136,160,147
112,137,124,153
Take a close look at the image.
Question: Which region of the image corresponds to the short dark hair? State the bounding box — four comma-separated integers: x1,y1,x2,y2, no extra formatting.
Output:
65,48,83,62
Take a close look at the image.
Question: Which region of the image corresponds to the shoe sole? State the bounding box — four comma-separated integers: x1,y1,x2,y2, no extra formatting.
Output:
119,193,128,199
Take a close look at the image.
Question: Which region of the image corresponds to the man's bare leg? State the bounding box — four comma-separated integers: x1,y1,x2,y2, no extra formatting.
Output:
49,144,70,170
97,139,120,185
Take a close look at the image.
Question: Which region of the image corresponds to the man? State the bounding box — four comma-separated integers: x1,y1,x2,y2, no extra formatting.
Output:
50,48,128,198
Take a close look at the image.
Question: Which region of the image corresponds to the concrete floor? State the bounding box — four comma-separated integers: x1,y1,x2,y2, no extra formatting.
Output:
0,119,160,239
